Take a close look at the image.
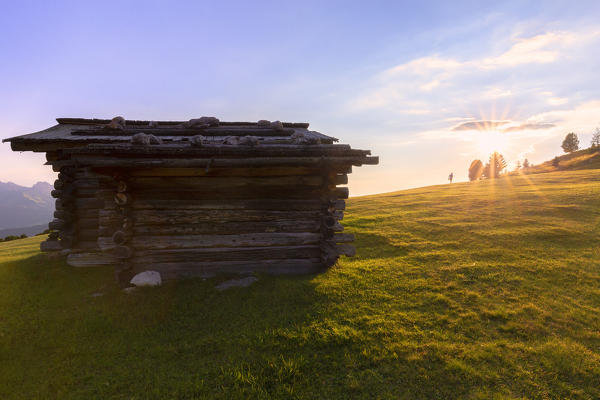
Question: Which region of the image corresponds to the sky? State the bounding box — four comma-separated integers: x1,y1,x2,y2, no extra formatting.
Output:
1,0,599,195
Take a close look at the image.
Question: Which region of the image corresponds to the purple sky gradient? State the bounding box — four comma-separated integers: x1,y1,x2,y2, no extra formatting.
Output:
2,1,599,195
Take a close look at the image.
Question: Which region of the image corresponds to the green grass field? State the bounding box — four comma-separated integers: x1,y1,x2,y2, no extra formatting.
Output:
1,169,599,399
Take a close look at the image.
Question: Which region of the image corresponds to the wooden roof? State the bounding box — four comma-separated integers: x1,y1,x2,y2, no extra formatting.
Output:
3,117,338,152
3,117,378,168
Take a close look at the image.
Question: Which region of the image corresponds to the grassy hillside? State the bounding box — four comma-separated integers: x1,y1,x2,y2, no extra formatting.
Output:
514,147,600,175
1,170,599,399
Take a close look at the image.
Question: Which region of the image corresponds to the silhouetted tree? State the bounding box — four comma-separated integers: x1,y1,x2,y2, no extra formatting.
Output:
482,163,491,179
468,159,484,181
515,161,521,170
591,128,600,149
486,152,507,178
561,132,579,153
523,159,530,168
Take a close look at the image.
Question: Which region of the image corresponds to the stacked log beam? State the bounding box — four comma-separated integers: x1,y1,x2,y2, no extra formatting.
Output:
318,167,355,267
41,153,115,266
41,163,361,277
41,165,74,252
93,175,135,283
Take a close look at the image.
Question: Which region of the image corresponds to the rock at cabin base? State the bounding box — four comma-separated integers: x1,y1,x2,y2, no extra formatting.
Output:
215,276,258,291
130,270,162,287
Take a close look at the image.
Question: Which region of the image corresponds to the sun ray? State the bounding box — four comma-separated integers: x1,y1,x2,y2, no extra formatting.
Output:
512,170,552,204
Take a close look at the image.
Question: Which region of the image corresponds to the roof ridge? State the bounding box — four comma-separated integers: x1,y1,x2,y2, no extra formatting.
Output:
56,118,310,129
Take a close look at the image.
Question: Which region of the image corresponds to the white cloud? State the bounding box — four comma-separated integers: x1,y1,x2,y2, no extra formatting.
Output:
525,100,600,132
350,28,599,112
547,97,568,105
539,90,568,105
420,80,440,91
479,32,574,68
383,56,463,76
484,87,513,98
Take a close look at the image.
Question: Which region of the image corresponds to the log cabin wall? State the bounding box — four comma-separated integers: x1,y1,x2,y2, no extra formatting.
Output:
4,117,377,283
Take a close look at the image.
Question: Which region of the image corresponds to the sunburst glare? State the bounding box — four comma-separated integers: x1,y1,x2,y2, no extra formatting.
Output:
476,130,510,158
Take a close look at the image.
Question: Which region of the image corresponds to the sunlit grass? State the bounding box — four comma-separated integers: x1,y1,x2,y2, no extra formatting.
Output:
1,169,599,399
514,148,600,175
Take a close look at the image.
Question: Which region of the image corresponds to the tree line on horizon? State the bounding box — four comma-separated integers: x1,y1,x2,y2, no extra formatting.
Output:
468,129,600,182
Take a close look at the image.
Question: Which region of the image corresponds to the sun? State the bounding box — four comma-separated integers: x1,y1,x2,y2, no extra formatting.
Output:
476,130,509,157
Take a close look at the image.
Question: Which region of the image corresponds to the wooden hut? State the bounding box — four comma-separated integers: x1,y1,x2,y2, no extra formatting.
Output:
3,117,378,283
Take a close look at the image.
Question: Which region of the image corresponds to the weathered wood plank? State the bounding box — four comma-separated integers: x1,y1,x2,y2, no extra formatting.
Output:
113,245,132,259
73,188,113,198
77,198,104,208
130,220,320,236
71,179,102,189
99,232,321,251
332,187,349,199
132,245,321,264
114,192,131,206
73,241,99,250
129,186,325,200
65,156,367,169
77,228,99,241
129,209,321,224
128,175,326,190
332,199,346,210
53,210,72,220
74,208,100,218
333,174,348,185
130,198,327,211
46,152,60,162
125,166,349,177
130,258,323,280
48,219,65,230
67,252,115,267
66,143,368,157
112,230,128,245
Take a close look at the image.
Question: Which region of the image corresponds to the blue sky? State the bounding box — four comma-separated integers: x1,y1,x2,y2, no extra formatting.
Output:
1,1,599,195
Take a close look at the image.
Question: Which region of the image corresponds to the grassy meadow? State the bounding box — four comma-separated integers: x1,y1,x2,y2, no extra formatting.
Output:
1,169,599,399
511,147,600,175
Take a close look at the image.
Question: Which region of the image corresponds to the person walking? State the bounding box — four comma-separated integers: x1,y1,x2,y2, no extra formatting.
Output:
448,172,454,183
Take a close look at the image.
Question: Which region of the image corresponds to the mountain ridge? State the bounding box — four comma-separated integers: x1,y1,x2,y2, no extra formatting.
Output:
0,180,53,230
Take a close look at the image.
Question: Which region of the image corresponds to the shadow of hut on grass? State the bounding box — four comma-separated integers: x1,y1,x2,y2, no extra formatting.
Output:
352,231,410,259
1,251,331,347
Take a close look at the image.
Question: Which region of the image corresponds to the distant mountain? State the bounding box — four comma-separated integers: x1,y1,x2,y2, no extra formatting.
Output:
0,181,54,230
0,224,48,238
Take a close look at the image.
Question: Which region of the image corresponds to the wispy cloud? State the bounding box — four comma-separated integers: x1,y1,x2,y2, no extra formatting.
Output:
479,32,578,68
350,28,600,113
452,120,509,131
503,123,556,132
